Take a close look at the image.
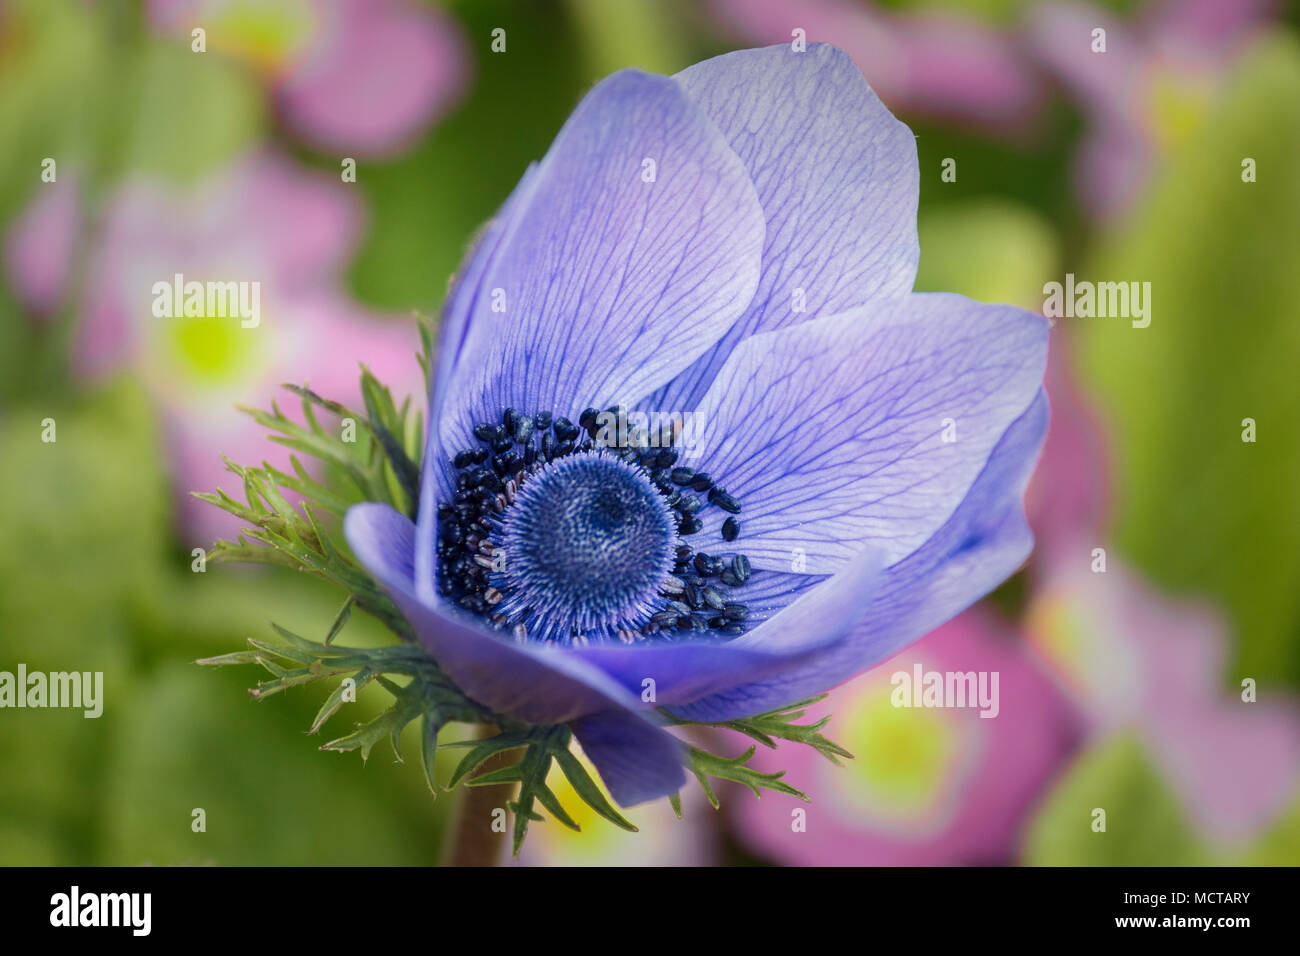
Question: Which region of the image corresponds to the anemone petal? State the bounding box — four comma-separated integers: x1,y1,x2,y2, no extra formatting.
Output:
669,390,1049,722
681,292,1047,573
433,69,765,462
649,42,920,411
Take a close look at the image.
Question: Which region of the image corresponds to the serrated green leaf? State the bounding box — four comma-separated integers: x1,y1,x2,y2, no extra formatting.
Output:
419,714,440,795
310,668,375,734
670,693,852,765
550,746,638,833
531,783,581,832
446,732,534,790
686,745,808,802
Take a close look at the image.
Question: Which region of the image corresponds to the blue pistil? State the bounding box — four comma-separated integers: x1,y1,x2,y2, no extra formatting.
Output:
492,452,676,642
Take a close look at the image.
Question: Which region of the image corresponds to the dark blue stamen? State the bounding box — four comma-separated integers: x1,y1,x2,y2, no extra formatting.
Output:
684,583,704,610
708,487,741,514
703,586,726,611
553,417,579,442
435,404,758,645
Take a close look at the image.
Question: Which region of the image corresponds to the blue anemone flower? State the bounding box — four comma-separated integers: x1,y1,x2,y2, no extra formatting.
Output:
344,43,1049,807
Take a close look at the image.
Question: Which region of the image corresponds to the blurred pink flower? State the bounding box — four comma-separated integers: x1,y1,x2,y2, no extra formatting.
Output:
70,153,423,539
1028,0,1272,219
731,611,1082,865
1027,562,1300,850
707,0,1042,136
147,0,467,156
3,174,81,317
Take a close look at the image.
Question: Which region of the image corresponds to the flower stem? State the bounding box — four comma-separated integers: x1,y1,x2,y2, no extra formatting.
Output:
442,725,514,866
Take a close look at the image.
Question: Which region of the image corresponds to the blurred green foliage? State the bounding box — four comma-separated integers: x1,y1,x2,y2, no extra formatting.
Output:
1022,734,1206,866
0,380,454,864
1077,34,1300,687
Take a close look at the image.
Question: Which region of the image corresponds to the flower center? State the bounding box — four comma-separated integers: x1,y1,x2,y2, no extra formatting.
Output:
436,406,754,645
495,452,677,642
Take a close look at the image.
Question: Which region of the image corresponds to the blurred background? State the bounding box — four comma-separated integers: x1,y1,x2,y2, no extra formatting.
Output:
2,0,1299,866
